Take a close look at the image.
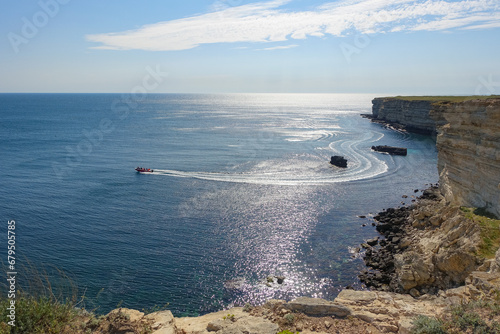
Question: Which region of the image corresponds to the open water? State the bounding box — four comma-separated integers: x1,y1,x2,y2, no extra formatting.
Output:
0,93,438,315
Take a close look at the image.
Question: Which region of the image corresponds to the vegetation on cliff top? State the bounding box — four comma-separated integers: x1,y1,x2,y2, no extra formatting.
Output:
380,95,500,103
412,298,500,334
0,294,84,334
461,207,500,259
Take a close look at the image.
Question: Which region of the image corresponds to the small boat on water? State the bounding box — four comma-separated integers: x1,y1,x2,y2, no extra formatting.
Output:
135,167,154,173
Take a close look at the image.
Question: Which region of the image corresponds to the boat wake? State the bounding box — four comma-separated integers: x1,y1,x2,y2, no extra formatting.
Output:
147,130,390,186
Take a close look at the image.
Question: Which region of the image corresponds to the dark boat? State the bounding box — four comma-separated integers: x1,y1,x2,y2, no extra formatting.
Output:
135,167,154,173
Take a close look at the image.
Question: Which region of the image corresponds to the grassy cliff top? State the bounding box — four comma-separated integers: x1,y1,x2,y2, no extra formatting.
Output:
379,95,500,103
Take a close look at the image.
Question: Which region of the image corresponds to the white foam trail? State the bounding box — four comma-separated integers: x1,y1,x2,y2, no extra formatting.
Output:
147,130,389,186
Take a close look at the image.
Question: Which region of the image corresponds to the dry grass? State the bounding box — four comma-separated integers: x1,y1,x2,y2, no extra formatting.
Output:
383,95,500,103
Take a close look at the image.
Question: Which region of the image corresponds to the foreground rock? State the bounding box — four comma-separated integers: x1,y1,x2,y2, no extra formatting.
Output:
286,297,351,317
333,289,449,333
334,271,500,334
176,307,278,334
330,155,348,168
91,308,176,334
371,145,407,156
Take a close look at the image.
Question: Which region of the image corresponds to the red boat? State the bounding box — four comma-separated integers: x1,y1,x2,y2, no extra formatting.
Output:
135,167,154,173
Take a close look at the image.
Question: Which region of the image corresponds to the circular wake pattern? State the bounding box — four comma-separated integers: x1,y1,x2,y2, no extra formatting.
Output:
282,129,339,142
149,130,388,185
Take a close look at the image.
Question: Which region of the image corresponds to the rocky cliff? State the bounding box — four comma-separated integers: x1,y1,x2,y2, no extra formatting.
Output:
371,97,500,218
430,99,500,218
371,98,443,135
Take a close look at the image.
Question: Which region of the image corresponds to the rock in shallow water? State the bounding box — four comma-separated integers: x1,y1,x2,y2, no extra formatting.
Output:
372,145,408,156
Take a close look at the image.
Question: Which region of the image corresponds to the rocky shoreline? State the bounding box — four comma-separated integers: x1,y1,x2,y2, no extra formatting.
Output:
359,184,493,296
359,186,444,294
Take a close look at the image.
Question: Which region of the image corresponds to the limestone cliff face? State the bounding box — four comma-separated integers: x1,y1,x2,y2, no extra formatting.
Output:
372,98,443,134
430,99,500,217
371,97,500,217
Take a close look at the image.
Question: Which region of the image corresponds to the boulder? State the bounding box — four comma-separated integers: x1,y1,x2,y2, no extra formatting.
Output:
285,297,351,317
175,307,277,334
144,311,176,334
330,156,348,168
372,145,408,156
366,237,379,246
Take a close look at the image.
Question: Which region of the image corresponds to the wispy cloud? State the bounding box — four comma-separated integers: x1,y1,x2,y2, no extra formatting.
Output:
257,44,299,50
86,0,500,51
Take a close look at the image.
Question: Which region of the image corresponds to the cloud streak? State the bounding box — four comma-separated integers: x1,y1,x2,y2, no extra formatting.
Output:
257,44,299,50
86,0,500,51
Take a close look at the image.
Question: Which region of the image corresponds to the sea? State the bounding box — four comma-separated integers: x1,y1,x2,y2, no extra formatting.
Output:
0,93,438,316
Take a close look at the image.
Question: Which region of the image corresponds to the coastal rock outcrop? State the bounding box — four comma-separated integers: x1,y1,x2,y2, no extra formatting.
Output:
371,98,444,135
371,145,407,156
330,155,348,168
360,187,483,294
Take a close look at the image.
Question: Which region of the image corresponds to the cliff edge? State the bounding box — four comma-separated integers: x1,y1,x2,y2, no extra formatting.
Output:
430,99,500,218
370,96,500,218
371,98,440,135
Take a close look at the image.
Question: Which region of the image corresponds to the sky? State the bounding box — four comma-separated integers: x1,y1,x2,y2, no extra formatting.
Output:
1,0,499,94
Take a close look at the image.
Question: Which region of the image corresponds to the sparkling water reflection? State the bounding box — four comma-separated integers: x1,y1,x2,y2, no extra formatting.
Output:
0,93,438,316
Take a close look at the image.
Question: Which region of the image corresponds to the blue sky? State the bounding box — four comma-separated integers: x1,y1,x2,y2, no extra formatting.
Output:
1,0,499,94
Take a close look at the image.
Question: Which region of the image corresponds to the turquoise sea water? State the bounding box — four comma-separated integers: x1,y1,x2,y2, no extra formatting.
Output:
0,93,438,316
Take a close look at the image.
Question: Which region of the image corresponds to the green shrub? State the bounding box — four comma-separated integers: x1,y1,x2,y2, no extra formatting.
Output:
0,259,84,333
454,311,486,330
277,330,299,334
283,313,295,325
411,315,447,334
0,294,79,334
243,303,253,312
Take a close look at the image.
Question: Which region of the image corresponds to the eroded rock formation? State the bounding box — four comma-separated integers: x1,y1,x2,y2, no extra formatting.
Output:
371,98,444,135
430,99,500,218
371,97,500,218
360,187,483,294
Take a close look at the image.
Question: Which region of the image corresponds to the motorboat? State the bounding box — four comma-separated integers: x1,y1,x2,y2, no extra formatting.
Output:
135,167,154,173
